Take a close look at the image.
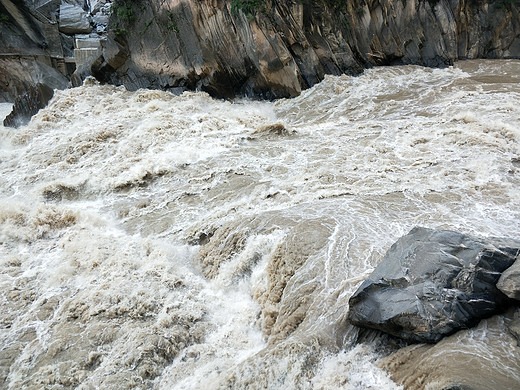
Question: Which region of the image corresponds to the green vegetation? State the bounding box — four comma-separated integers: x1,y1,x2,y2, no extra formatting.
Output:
0,12,9,25
113,27,127,36
167,12,179,33
317,0,347,9
230,0,264,18
139,18,154,35
229,0,353,18
112,0,135,22
111,0,141,37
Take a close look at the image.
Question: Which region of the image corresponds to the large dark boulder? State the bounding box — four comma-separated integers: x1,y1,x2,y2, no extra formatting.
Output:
348,227,520,343
3,83,54,128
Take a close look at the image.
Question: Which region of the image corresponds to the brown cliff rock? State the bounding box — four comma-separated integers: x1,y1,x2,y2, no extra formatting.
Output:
91,0,520,98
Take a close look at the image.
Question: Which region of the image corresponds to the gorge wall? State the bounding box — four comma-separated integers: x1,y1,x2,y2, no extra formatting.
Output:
0,0,109,104
92,0,520,99
0,0,69,102
1,0,520,102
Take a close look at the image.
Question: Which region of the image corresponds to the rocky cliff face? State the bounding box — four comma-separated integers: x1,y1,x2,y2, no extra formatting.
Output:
0,0,68,102
91,0,520,99
2,0,520,103
0,0,111,104
0,0,114,125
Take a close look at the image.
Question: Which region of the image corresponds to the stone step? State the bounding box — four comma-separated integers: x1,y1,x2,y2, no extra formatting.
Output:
75,38,101,50
74,47,101,67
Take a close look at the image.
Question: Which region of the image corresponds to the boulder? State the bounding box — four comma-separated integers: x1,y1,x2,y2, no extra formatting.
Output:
348,227,520,343
497,260,520,300
3,83,54,128
59,2,91,35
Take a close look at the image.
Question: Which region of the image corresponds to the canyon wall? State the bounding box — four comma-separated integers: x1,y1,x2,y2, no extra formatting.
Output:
2,0,519,102
92,0,520,98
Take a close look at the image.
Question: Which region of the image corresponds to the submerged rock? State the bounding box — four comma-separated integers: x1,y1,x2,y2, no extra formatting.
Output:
348,227,520,343
379,311,520,390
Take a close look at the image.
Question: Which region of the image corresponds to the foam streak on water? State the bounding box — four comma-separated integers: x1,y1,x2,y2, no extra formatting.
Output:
1,61,519,389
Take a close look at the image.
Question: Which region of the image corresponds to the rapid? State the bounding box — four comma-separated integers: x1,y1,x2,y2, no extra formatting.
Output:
1,60,519,389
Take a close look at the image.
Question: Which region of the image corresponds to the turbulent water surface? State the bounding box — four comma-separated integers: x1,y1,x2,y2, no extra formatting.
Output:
1,60,520,389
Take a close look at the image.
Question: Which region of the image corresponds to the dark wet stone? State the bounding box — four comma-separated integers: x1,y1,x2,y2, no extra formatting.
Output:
348,227,520,343
3,83,54,128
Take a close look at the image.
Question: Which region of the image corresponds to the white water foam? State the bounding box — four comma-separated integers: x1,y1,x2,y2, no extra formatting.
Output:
1,60,519,389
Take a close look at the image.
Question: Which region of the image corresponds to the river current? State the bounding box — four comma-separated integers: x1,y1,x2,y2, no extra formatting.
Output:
1,60,519,389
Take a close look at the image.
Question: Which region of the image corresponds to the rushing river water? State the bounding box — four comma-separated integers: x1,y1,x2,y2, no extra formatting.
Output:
1,60,519,389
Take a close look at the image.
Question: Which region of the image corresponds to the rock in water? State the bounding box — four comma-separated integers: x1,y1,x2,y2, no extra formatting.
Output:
348,227,520,343
3,83,54,128
497,260,520,301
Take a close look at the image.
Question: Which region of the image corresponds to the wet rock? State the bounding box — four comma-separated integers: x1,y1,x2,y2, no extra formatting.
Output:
58,2,91,35
3,83,54,128
379,313,520,390
505,308,520,346
0,57,68,103
497,259,520,300
252,123,295,137
348,227,520,343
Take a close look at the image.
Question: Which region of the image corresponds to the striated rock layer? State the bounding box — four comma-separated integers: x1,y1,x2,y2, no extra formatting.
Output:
91,0,520,98
347,227,520,343
0,0,69,102
3,82,54,127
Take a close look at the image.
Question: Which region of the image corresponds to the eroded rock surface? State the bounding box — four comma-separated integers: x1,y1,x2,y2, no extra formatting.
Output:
3,82,54,128
2,0,520,102
59,2,91,34
92,0,520,98
347,227,520,343
497,259,520,300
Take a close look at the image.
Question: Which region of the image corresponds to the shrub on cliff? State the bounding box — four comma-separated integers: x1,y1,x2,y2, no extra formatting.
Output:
231,0,264,17
112,0,135,22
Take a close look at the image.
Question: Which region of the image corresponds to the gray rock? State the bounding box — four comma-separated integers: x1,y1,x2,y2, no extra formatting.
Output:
33,0,61,22
90,0,108,15
3,82,54,128
348,227,520,343
92,13,108,26
5,0,520,100
504,308,520,346
59,2,91,35
88,0,520,99
497,260,520,300
0,57,68,102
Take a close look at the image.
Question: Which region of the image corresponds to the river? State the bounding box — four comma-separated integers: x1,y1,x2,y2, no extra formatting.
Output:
1,60,519,389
